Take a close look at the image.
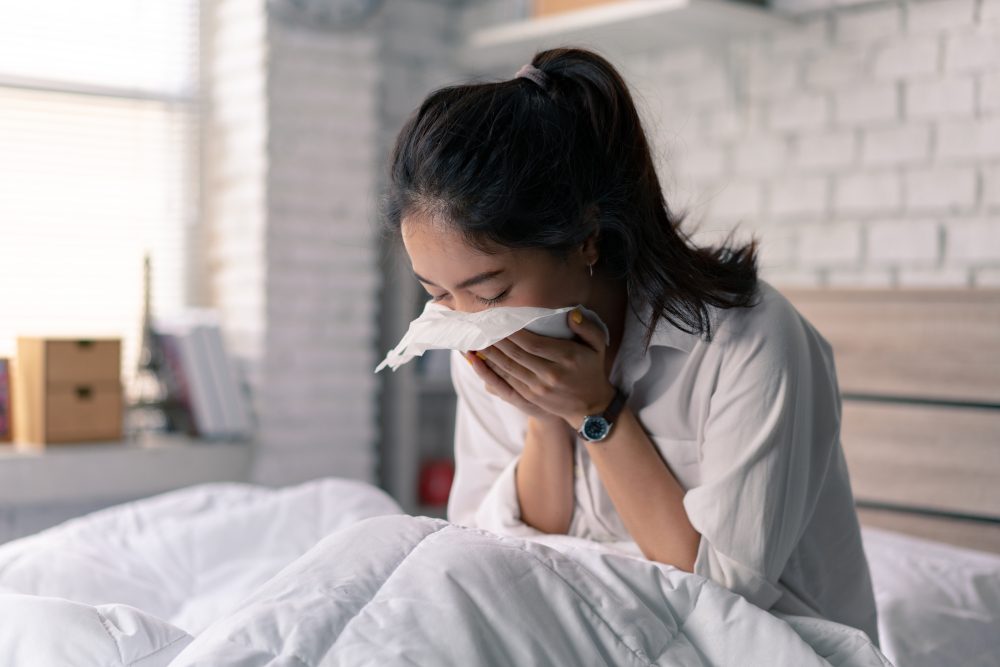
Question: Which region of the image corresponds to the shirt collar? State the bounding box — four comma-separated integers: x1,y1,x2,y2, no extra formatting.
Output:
624,293,704,354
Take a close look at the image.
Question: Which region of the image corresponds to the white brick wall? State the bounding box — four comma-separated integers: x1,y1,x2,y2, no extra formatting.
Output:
906,77,975,118
620,0,1000,288
904,166,977,211
204,0,381,486
861,125,931,166
836,84,899,125
867,218,941,264
910,0,976,31
835,4,901,45
794,130,856,170
203,0,269,382
771,175,829,219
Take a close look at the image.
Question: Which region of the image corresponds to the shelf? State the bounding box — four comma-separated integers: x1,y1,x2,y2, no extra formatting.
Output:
458,0,790,69
0,432,253,506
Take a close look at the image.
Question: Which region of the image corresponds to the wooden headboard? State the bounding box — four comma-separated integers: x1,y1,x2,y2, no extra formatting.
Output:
782,288,1000,554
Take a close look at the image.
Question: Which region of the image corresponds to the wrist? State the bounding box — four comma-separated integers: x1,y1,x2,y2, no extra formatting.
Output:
530,411,565,425
527,414,576,448
530,413,574,435
565,383,617,431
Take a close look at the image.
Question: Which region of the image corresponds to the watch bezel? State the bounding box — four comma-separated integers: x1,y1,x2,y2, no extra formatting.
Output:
579,415,611,442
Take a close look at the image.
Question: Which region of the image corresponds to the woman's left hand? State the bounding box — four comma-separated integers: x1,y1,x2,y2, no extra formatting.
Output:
466,309,616,430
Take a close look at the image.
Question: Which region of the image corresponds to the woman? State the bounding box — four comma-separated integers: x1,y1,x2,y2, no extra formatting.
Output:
380,47,879,646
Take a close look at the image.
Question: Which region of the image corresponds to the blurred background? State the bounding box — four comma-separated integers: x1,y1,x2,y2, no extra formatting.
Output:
1,0,998,541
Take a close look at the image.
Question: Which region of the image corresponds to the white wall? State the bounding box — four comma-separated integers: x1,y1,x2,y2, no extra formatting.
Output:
457,0,1000,289
627,0,1000,288
204,0,382,486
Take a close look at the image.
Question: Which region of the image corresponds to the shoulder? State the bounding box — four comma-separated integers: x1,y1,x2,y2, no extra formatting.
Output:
708,279,833,370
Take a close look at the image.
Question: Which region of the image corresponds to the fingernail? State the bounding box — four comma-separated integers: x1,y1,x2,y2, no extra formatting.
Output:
571,309,583,325
475,351,487,361
464,352,474,366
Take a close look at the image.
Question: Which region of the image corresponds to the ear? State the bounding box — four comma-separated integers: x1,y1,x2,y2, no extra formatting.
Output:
579,204,600,266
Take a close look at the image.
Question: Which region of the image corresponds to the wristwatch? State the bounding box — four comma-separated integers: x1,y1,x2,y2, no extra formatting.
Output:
577,386,627,442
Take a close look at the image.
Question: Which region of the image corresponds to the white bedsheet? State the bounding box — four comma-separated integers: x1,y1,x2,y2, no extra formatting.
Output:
862,525,1000,667
0,477,967,666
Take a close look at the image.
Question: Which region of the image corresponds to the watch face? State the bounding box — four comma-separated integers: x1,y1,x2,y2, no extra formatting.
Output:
581,416,610,441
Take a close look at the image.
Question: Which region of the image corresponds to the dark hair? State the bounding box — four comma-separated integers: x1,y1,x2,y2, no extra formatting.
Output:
380,46,760,349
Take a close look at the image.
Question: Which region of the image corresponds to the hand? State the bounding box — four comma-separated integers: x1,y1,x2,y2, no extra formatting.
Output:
462,308,616,430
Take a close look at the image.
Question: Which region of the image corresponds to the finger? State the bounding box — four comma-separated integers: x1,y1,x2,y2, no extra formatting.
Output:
469,351,544,413
472,348,540,398
492,337,557,380
468,349,521,393
470,352,526,404
491,364,553,416
567,308,608,352
477,346,536,387
466,350,504,387
505,328,573,364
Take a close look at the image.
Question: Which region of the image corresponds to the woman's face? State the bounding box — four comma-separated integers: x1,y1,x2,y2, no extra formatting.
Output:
401,214,595,313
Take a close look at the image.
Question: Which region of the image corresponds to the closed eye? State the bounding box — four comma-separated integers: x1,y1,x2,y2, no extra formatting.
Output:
477,288,510,306
430,288,510,306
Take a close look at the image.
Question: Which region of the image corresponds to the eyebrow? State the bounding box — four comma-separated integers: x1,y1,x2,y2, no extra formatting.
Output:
413,269,505,290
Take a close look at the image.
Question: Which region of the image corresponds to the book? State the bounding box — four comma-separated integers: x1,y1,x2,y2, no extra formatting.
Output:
187,323,229,438
199,324,253,438
156,321,216,437
155,331,197,437
0,358,11,442
153,311,252,440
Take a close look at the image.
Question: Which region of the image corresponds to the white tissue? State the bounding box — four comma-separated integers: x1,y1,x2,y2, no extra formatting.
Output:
375,301,610,373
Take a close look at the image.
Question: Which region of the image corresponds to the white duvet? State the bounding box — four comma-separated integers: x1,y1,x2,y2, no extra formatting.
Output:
0,478,896,666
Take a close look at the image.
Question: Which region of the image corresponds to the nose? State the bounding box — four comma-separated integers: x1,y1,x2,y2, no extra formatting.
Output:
455,299,483,313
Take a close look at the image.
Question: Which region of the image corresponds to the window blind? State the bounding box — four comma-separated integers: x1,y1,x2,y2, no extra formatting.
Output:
0,0,200,401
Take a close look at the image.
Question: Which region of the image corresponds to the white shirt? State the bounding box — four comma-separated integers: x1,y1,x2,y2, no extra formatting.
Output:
445,278,880,646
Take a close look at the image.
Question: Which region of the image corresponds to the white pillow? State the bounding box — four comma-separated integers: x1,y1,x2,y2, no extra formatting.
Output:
0,593,192,667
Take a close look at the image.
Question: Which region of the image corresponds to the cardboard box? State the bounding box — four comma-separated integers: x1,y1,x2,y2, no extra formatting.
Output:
13,338,123,449
533,0,629,18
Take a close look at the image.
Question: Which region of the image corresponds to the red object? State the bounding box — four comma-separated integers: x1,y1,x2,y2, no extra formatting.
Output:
418,458,454,506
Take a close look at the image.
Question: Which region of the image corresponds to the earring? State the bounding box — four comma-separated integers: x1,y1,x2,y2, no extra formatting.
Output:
588,263,594,277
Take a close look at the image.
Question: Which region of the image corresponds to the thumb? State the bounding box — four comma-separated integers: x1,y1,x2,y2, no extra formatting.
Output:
567,307,607,352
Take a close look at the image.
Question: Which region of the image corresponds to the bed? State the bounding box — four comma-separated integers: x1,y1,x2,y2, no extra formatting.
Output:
0,287,997,666
783,287,1000,667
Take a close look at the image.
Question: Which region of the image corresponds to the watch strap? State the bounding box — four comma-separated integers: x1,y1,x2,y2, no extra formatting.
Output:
601,386,627,424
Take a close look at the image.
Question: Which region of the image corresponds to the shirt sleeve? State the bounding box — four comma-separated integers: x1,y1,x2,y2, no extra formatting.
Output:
681,296,842,610
445,349,546,538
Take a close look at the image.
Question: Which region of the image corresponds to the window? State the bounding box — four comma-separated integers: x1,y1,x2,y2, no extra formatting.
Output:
0,0,201,398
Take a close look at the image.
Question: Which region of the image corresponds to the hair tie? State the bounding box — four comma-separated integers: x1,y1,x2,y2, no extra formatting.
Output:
514,63,549,91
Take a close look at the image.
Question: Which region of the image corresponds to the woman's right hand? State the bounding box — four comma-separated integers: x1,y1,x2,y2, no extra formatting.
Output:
462,350,557,422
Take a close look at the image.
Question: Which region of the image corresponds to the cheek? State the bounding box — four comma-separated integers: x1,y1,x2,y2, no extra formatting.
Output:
514,273,588,308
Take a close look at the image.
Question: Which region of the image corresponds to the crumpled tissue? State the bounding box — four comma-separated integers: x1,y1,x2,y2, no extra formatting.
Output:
375,300,609,372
